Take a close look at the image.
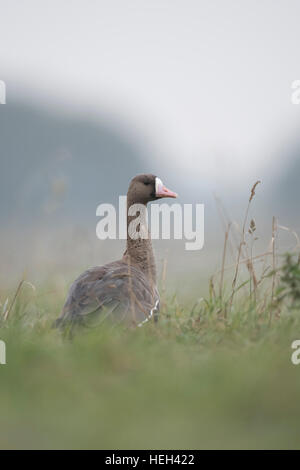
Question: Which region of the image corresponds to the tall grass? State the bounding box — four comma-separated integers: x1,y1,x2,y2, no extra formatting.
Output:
0,183,300,449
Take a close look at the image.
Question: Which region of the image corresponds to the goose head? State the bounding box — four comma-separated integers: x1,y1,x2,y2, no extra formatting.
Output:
128,174,177,205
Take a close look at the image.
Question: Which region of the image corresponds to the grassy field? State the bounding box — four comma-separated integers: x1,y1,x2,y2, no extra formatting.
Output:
1,185,300,449
0,258,300,450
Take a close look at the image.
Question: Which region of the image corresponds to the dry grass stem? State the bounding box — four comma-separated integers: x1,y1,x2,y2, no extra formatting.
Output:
229,181,261,311
219,223,231,302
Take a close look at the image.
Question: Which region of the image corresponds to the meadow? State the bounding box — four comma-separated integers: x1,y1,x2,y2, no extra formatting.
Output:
0,184,300,450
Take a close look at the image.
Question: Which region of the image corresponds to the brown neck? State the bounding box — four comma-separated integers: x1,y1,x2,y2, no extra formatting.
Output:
123,196,156,285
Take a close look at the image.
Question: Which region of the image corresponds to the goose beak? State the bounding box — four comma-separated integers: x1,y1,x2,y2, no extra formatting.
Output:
155,177,178,198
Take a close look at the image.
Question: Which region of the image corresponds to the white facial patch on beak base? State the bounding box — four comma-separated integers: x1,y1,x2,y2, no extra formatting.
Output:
155,176,178,199
155,177,163,196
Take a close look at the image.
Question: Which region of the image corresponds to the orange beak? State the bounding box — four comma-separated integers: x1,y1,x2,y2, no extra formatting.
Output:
155,177,178,198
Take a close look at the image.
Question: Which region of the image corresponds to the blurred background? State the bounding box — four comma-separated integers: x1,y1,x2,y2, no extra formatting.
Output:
0,0,300,296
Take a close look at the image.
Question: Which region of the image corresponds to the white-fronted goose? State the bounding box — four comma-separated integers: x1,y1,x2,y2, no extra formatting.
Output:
56,174,177,332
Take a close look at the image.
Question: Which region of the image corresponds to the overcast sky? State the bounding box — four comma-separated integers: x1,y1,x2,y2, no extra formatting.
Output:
1,0,300,183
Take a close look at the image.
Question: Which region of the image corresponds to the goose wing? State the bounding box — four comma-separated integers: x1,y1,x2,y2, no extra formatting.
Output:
56,262,159,331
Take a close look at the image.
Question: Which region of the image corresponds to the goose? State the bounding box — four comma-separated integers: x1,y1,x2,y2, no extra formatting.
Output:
55,174,177,332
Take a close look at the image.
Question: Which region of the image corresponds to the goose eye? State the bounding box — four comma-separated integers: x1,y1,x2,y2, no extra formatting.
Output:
144,181,150,186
